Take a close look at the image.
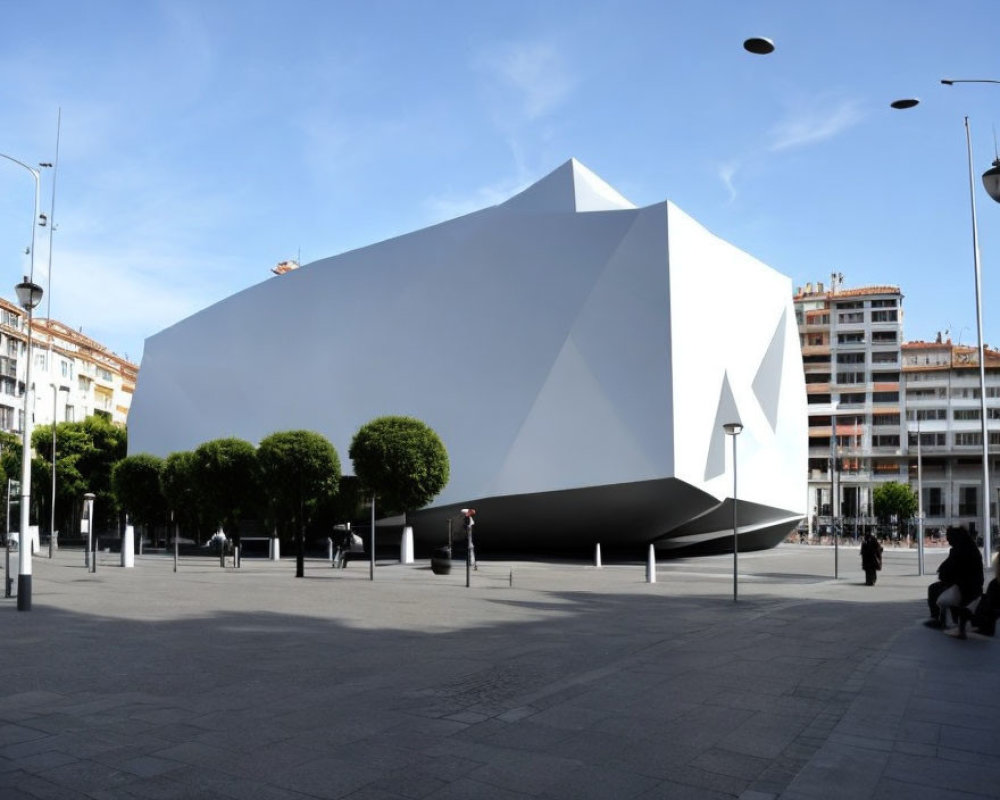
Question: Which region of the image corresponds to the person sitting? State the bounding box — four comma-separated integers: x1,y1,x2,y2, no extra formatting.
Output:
926,526,984,638
968,554,1000,636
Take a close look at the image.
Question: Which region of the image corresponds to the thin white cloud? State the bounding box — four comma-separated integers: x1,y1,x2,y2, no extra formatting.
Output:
477,40,575,122
768,97,864,152
717,161,739,203
423,173,533,222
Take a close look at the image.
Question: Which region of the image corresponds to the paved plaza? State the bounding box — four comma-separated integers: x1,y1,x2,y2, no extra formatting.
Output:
1,543,998,799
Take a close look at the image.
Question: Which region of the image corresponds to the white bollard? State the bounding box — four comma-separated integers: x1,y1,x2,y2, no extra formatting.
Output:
400,525,414,564
646,544,656,583
270,536,280,561
327,537,334,563
121,524,135,568
595,542,602,568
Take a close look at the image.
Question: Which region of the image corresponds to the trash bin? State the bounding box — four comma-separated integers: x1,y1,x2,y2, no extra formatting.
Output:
431,546,452,575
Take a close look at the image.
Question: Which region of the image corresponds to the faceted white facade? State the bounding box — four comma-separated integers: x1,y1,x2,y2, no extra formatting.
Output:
130,160,807,554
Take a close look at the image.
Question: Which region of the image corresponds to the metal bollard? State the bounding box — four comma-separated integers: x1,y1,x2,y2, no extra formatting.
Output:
646,544,656,584
595,542,602,568
509,568,513,588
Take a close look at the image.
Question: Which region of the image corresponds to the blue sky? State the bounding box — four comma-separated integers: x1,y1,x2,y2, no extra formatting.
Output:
2,1,1000,364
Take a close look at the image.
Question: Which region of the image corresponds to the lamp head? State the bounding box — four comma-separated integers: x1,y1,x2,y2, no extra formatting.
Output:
983,160,1000,204
14,277,43,311
743,37,774,55
722,422,744,436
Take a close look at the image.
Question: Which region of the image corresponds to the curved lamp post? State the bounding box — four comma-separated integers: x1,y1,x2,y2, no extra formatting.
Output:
14,278,43,611
723,422,743,602
892,88,1000,567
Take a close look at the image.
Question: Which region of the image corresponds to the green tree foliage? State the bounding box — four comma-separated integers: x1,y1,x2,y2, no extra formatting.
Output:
257,430,340,578
349,416,449,513
30,416,127,535
872,481,918,523
192,437,259,544
160,451,205,542
111,454,166,539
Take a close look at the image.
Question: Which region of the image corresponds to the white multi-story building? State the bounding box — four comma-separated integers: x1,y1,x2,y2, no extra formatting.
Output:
796,278,1000,544
902,338,1000,543
795,280,905,536
0,295,137,434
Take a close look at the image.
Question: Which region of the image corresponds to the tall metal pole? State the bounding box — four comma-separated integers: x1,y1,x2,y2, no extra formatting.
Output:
369,495,375,581
723,422,743,602
47,109,61,559
965,117,992,566
732,432,739,602
917,419,925,575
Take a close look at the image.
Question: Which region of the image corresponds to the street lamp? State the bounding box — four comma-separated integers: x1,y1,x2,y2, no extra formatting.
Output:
14,277,43,610
723,421,743,602
893,89,999,568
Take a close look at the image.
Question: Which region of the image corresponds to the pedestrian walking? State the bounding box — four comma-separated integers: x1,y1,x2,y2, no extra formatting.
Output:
860,531,883,586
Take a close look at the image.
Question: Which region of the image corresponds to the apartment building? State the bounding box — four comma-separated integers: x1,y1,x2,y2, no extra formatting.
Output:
796,278,1000,543
794,279,905,536
0,296,137,435
902,337,1000,542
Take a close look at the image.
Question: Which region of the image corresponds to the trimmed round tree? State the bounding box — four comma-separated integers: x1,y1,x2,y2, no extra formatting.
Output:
349,416,449,574
161,451,200,544
193,438,259,565
110,454,166,545
257,430,341,578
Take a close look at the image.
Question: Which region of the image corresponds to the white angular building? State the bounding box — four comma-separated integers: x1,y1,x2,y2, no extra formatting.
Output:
130,160,807,555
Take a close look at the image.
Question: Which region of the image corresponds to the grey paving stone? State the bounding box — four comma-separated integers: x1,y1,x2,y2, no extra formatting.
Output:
0,546,997,800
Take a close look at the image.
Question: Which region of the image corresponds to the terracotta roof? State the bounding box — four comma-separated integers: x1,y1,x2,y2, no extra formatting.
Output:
793,284,901,300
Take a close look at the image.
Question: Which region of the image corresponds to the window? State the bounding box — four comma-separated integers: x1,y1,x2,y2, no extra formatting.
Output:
839,392,866,405
835,301,864,309
872,372,898,383
806,373,831,384
955,432,982,446
872,310,898,322
837,332,865,344
838,312,864,324
959,486,978,516
952,387,982,400
928,488,944,517
872,331,897,343
870,299,898,308
64,405,74,423
60,360,72,379
908,408,946,421
954,409,981,421
836,372,866,385
908,432,946,447
34,352,47,370
6,338,16,357
836,352,865,364
872,435,900,447
873,391,899,402
871,352,898,364
872,413,900,426
0,406,12,430
97,367,113,382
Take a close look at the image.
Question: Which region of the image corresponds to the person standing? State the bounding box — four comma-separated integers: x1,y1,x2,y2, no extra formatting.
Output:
860,531,883,586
